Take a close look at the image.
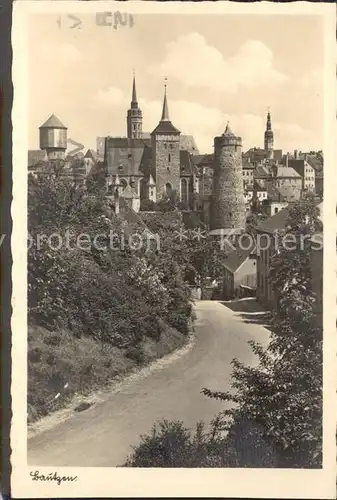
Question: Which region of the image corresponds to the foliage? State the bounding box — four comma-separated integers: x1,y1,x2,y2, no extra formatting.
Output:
124,419,238,467
202,194,323,468
268,192,322,313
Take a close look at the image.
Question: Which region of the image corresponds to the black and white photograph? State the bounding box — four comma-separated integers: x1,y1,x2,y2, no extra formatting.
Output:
10,1,336,498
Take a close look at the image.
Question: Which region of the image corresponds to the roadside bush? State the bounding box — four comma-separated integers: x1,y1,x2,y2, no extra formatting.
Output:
124,419,237,468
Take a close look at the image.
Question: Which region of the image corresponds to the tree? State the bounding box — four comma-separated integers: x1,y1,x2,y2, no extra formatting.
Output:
202,193,323,467
268,192,322,314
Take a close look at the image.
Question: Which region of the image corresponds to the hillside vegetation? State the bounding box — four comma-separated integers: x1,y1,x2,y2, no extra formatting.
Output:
27,167,194,422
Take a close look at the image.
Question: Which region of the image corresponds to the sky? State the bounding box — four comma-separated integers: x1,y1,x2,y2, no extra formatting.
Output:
28,13,324,154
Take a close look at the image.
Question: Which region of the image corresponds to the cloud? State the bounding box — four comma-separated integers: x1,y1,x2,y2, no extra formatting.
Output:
300,67,323,87
95,87,126,106
93,87,320,153
149,33,288,93
37,43,81,64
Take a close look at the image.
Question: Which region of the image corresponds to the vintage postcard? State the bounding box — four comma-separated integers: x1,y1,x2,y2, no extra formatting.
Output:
11,1,336,498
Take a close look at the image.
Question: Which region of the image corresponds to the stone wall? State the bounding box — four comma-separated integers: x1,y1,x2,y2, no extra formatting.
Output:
211,141,246,232
152,135,181,199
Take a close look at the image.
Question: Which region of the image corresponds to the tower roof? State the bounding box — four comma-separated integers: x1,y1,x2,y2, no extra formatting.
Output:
131,73,138,104
223,122,235,137
266,108,272,131
39,114,67,129
151,82,180,135
161,85,170,122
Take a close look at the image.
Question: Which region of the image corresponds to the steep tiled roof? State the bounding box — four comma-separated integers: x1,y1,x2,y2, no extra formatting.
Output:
28,150,47,167
105,138,151,177
256,207,290,234
179,135,199,154
40,114,67,129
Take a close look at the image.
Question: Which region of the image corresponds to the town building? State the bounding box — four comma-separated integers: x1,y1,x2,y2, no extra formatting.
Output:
261,184,288,217
256,207,290,308
269,165,302,202
222,236,257,299
288,159,316,192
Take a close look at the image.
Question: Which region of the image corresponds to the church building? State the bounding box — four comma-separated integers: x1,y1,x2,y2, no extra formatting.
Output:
103,76,200,211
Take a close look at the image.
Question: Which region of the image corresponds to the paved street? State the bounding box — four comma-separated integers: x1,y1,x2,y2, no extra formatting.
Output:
28,300,270,467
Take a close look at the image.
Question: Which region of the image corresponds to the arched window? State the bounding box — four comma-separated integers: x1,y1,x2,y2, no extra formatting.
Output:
181,178,188,205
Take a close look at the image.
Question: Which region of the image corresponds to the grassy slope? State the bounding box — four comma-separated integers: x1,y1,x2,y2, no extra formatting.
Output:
28,321,187,423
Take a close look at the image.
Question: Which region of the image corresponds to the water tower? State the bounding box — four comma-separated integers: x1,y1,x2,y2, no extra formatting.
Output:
39,114,68,160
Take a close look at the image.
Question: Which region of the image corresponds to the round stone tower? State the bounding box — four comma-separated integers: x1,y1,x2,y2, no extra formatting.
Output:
39,114,67,160
210,123,246,233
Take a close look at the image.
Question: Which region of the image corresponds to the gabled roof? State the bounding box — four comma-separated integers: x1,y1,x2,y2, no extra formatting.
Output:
39,114,67,129
223,236,256,273
28,149,47,167
84,149,97,160
121,185,139,199
256,207,290,234
254,180,267,191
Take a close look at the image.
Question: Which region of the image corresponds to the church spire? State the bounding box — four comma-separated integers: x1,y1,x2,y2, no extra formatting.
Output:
131,71,137,104
160,79,170,122
127,71,143,139
266,107,272,131
264,107,274,155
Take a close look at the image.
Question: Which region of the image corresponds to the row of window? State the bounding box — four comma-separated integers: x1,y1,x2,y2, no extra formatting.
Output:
164,143,175,150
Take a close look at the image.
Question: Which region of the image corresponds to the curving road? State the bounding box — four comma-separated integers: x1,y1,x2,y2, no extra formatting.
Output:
28,300,270,467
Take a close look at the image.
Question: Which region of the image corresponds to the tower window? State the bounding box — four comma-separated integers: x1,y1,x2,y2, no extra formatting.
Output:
168,153,171,163
170,143,174,150
164,144,167,149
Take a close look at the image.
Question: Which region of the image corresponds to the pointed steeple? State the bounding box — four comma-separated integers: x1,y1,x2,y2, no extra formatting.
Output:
127,71,143,138
151,79,180,135
131,71,137,105
161,80,170,122
264,107,274,154
266,107,272,131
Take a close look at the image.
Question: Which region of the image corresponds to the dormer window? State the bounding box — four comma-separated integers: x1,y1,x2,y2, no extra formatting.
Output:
118,165,123,170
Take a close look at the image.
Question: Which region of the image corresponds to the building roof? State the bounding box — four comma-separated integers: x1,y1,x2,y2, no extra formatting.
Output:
254,180,267,191
39,114,67,129
120,184,139,199
179,135,199,154
84,149,97,160
255,165,270,178
151,120,181,135
274,166,301,178
105,137,151,176
223,235,256,273
266,183,287,202
28,149,47,168
180,150,198,176
191,153,214,168
151,86,180,136
256,207,290,234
